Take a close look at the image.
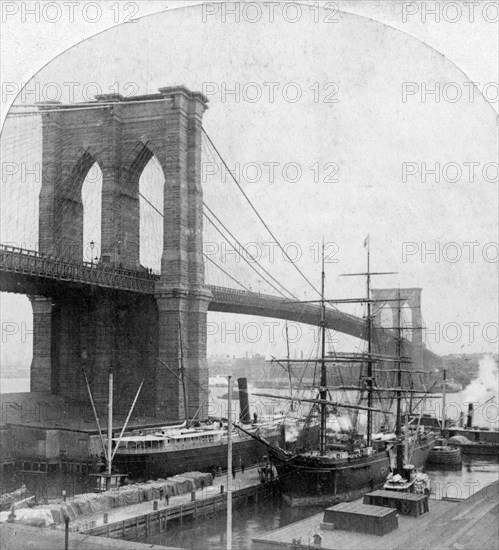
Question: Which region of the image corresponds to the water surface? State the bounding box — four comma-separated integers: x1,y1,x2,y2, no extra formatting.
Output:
145,457,499,550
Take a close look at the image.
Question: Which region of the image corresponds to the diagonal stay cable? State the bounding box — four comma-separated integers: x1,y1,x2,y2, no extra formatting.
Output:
139,190,277,295
203,210,292,299
202,132,351,317
203,202,296,300
139,191,162,217
203,129,322,299
204,211,291,298
203,252,251,292
141,182,340,329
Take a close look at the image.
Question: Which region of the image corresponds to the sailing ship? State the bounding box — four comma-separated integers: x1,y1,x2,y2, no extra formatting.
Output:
236,242,436,506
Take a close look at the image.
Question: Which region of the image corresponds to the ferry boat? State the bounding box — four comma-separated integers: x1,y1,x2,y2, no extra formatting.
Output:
84,326,286,482
112,420,282,479
110,371,285,479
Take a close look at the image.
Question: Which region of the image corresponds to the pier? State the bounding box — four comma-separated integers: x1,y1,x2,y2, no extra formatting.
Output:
253,480,499,550
62,466,275,542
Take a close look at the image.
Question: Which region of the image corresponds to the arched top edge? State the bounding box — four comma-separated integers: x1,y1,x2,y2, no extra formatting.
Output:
73,146,104,170
122,140,167,182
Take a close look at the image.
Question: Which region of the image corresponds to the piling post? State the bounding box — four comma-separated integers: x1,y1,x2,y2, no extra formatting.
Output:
64,516,69,550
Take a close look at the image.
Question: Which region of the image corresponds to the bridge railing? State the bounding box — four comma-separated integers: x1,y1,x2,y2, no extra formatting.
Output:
208,285,360,319
0,244,158,293
208,285,292,304
208,284,375,338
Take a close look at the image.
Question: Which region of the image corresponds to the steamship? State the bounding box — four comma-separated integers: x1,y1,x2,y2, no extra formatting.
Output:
112,419,282,479
112,378,284,479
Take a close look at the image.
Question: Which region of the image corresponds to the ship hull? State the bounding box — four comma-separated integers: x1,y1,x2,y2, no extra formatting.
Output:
271,435,436,507
114,435,278,479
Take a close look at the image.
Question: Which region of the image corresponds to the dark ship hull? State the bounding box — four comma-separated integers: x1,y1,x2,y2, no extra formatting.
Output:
270,434,436,506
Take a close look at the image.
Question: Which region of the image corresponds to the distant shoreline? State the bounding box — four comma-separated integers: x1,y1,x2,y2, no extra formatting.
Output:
0,376,30,393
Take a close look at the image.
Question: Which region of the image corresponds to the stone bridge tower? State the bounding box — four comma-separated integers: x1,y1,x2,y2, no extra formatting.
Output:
371,288,426,380
32,86,211,421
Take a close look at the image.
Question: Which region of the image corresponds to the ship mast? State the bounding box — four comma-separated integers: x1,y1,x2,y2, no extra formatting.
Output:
319,240,327,455
254,238,400,453
395,288,404,472
106,370,113,490
366,242,373,447
340,237,397,447
285,321,294,412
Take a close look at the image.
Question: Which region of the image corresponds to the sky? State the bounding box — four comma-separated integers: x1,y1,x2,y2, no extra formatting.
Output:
0,1,497,370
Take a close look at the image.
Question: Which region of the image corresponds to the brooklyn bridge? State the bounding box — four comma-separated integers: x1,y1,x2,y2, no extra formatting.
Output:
0,86,442,421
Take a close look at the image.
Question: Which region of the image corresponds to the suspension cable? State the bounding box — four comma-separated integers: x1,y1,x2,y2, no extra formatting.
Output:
203,202,297,299
202,129,322,299
203,253,250,292
203,210,290,298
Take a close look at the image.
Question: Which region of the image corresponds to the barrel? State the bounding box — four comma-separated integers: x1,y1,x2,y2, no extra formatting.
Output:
427,445,462,465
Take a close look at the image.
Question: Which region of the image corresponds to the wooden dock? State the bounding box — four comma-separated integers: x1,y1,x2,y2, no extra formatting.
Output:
83,482,275,541
253,481,499,550
67,466,276,542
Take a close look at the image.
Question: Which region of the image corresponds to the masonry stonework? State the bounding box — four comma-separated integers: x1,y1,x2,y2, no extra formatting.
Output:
371,288,426,380
28,295,53,393
34,86,211,420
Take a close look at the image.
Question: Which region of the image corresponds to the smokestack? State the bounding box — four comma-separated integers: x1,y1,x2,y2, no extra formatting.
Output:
237,378,251,424
466,403,474,429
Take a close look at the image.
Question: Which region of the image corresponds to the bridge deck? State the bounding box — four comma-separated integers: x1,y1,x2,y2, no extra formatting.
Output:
0,245,156,294
0,244,440,365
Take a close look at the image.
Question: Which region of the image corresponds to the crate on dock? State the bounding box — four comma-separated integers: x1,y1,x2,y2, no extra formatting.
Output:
322,501,398,536
363,490,429,517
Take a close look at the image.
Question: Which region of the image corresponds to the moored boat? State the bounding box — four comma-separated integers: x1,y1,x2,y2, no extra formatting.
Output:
265,433,435,506
447,434,499,457
84,322,287,482
236,241,436,506
112,420,282,479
